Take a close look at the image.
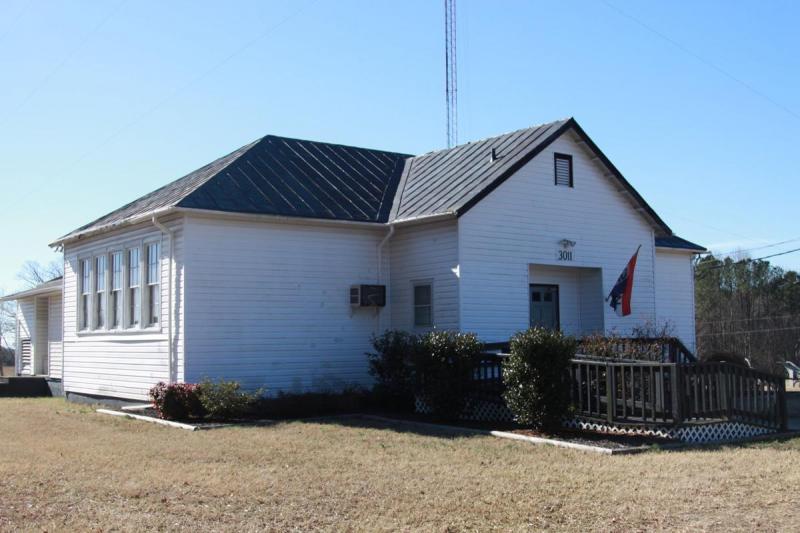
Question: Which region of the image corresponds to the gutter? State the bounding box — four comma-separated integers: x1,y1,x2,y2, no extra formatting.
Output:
50,206,175,248
389,212,456,227
151,213,176,384
52,206,458,249
376,225,395,334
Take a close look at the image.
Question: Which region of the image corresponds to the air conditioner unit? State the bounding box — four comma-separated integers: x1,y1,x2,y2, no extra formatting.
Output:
350,284,386,307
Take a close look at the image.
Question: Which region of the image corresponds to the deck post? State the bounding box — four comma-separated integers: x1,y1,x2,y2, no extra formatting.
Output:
778,377,788,431
606,363,615,424
671,364,683,424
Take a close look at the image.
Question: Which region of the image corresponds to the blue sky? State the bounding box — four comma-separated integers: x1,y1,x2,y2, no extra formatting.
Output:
1,0,798,293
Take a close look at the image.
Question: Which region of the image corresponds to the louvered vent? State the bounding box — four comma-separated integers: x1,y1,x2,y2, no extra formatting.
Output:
20,338,32,375
554,153,573,187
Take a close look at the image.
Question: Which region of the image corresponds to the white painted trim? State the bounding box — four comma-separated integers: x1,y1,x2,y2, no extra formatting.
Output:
151,215,175,383
51,206,174,247
390,212,457,227
489,430,647,455
411,279,434,329
96,409,199,431
177,207,385,229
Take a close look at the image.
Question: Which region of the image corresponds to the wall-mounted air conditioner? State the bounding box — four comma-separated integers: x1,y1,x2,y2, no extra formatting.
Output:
350,284,386,307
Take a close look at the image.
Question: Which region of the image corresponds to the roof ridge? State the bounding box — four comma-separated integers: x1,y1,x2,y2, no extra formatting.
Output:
172,136,263,204
261,134,414,159
411,117,572,159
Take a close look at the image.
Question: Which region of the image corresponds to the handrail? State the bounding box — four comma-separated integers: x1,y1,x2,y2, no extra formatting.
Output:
470,351,785,430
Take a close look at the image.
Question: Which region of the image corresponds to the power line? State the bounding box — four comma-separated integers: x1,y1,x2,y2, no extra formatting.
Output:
12,0,318,206
0,0,128,128
601,0,800,122
697,314,800,326
696,325,800,338
697,246,800,271
706,236,800,258
0,0,32,46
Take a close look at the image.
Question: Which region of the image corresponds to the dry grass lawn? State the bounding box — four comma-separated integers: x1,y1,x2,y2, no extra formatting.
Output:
1,399,799,532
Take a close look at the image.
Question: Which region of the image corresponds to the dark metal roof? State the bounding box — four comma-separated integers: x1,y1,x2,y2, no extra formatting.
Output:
392,119,570,220
58,136,410,242
655,235,707,252
392,117,673,236
57,118,689,245
178,136,408,222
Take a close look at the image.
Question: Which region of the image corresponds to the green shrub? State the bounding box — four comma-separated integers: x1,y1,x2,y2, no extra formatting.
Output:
502,327,577,429
412,331,482,419
149,382,205,420
367,330,418,411
196,379,263,420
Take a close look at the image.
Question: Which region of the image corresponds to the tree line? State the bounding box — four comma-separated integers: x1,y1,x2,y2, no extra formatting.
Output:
695,254,800,372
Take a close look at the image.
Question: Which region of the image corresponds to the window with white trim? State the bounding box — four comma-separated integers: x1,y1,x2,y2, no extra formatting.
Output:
146,242,160,325
413,283,433,327
95,255,106,329
79,259,91,330
128,247,141,328
110,251,123,328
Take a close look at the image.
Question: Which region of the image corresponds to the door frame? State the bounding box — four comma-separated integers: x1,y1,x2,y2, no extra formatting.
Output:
529,283,561,331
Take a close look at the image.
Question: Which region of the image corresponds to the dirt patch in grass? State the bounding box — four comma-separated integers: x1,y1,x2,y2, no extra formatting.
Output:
1,398,800,531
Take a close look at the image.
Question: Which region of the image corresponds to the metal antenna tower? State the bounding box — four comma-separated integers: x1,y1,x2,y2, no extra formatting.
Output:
445,0,458,148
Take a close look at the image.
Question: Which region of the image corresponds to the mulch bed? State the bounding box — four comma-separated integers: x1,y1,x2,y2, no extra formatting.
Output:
120,407,674,449
362,412,675,449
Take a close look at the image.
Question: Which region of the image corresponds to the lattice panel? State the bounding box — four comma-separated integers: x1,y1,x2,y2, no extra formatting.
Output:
416,396,777,443
562,418,773,443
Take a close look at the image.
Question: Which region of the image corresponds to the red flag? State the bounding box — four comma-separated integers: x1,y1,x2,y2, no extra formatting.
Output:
606,246,641,317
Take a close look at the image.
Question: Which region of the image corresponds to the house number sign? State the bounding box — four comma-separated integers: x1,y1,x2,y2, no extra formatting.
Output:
556,239,576,262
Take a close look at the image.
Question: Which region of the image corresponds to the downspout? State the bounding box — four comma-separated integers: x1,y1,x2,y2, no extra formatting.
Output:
151,214,176,383
376,225,395,333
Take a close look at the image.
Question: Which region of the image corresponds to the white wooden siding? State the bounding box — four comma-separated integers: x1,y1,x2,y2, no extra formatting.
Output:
529,265,604,336
35,297,48,375
655,250,697,352
458,131,658,341
183,215,387,394
578,268,605,334
48,294,63,379
62,217,184,400
16,299,34,375
390,220,459,332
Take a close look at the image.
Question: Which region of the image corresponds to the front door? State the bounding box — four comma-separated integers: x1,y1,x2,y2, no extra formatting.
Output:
530,284,560,330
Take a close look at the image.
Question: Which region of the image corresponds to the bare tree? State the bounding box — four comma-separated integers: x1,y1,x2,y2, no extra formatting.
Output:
16,260,63,289
0,300,15,376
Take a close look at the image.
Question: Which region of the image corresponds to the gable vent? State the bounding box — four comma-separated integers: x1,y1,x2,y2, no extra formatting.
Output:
554,153,573,187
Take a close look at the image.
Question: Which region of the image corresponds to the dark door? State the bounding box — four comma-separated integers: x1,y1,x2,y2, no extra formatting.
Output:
530,284,560,330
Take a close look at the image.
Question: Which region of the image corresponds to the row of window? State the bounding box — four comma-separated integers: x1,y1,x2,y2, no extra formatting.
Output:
79,243,160,331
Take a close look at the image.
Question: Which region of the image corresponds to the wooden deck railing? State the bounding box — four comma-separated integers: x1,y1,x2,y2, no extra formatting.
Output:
576,337,696,363
569,359,786,429
471,353,787,430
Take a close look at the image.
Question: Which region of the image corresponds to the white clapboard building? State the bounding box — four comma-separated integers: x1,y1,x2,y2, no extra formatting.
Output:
2,118,705,401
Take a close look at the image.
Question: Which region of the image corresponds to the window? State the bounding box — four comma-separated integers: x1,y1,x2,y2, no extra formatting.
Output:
554,153,573,187
95,256,106,329
110,252,123,328
146,243,160,325
128,247,141,327
413,283,433,327
80,259,91,330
